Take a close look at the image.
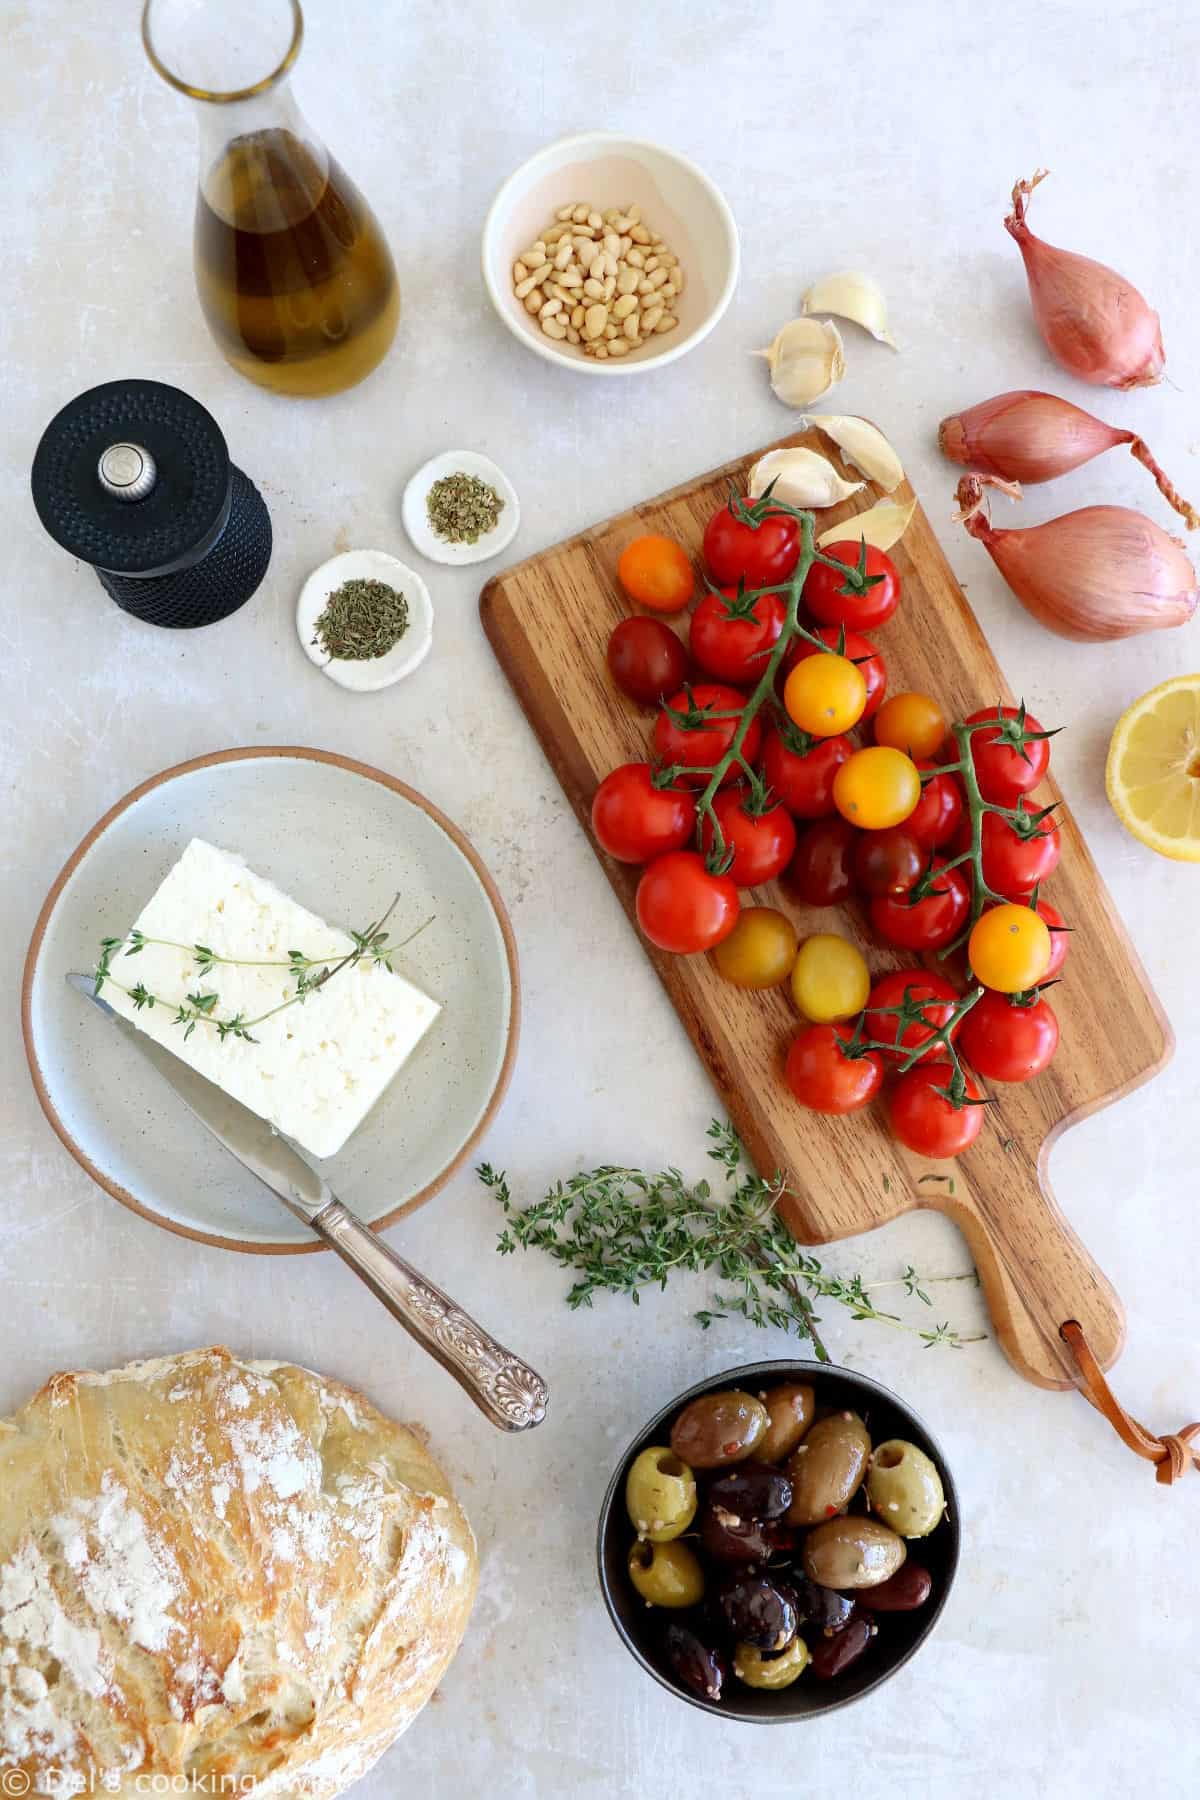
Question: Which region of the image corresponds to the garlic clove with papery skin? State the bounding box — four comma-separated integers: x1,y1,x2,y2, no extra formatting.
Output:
748,447,864,509
802,272,897,349
755,318,845,408
801,416,905,494
817,497,916,552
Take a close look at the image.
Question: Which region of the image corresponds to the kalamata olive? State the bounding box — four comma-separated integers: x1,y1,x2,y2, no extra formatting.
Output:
785,1411,872,1526
750,1383,816,1464
708,1465,792,1521
699,1505,793,1566
865,1561,933,1613
802,1517,907,1590
627,1538,705,1608
624,1446,697,1542
809,1614,876,1681
663,1622,727,1703
733,1636,809,1690
866,1439,946,1538
715,1573,800,1650
670,1390,769,1469
791,1574,857,1634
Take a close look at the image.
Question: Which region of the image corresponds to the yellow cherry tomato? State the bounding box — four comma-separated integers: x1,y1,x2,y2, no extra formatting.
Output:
617,534,694,614
833,746,921,830
968,904,1052,993
712,906,800,990
790,932,871,1022
783,653,867,737
874,692,948,759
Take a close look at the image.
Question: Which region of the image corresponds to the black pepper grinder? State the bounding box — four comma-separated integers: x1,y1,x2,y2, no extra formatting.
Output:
31,378,272,629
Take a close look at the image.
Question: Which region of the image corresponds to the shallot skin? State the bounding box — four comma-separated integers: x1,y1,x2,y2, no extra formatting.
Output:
1005,171,1165,390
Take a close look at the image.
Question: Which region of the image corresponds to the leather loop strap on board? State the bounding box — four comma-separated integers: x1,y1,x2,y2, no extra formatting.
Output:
1061,1320,1199,1485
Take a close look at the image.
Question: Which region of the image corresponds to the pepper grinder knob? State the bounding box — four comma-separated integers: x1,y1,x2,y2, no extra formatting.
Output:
97,442,157,503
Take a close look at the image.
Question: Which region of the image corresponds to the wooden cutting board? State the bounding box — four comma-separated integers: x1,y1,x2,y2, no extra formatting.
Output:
481,431,1172,1391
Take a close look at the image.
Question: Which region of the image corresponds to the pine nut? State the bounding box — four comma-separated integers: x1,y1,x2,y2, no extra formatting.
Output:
584,277,606,300
616,266,639,295
593,343,609,359
654,314,678,333
587,210,602,229
544,223,568,244
626,248,645,269
513,260,528,284
603,275,617,301
641,304,664,332
646,267,669,291
583,303,609,339
514,271,543,299
572,204,589,223
540,296,563,318
661,281,677,300
627,204,641,225
613,293,638,319
524,291,546,315
603,208,621,225
542,316,568,339
554,240,573,269
567,326,580,344
618,236,632,257
608,336,631,355
642,256,659,274
636,278,653,295
630,224,651,244
672,266,686,293
558,267,582,288
556,204,574,220
603,322,618,340
657,252,677,267
613,214,632,233
571,304,585,328
623,313,640,341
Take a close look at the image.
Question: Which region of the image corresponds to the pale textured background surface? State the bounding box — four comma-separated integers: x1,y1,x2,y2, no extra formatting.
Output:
2,1,1199,1795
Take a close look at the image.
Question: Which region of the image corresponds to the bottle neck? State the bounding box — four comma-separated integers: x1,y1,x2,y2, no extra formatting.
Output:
194,80,330,226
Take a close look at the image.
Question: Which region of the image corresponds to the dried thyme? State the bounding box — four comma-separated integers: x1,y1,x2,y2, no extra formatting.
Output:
313,578,410,661
426,471,504,544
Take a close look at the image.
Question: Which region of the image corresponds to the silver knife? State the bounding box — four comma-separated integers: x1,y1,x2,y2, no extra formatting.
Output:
67,975,548,1433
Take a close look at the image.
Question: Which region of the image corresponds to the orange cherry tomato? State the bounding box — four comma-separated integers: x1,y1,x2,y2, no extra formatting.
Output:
832,747,921,830
783,654,867,737
874,692,948,760
617,535,695,614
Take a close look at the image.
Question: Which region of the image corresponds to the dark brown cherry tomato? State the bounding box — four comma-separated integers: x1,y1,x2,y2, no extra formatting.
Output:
906,758,965,849
703,501,801,588
783,626,887,721
964,705,1051,804
702,788,796,887
854,827,923,897
690,586,786,685
654,683,762,788
864,971,960,1063
663,1623,727,1702
809,1614,875,1680
804,542,900,632
785,1025,885,1116
870,861,970,952
606,616,688,704
715,1574,800,1650
786,817,860,907
959,989,1059,1083
889,1061,984,1158
864,1562,933,1613
591,763,695,864
760,724,853,820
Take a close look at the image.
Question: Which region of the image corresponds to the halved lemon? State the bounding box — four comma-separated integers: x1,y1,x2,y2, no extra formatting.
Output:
1106,675,1200,861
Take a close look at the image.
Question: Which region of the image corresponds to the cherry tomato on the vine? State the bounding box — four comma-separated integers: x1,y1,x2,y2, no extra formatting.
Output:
870,861,971,951
864,971,961,1063
854,827,924,897
968,903,1052,993
786,817,860,907
833,747,921,831
964,705,1051,804
759,724,852,820
785,1024,884,1116
702,788,797,887
606,617,688,705
790,933,871,1023
591,763,696,864
1035,898,1071,978
654,683,762,787
906,758,965,849
874,692,947,760
804,542,900,633
689,586,786,685
635,852,740,954
704,501,801,589
960,808,1060,898
783,653,867,737
617,534,694,614
889,1063,985,1158
712,906,798,989
959,990,1059,1083
784,628,887,720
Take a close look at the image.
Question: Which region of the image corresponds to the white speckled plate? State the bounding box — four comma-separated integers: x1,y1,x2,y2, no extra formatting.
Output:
297,548,434,692
22,749,519,1254
401,451,520,566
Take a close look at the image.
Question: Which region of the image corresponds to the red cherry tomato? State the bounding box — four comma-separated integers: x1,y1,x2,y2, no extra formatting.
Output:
591,764,696,864
864,971,961,1063
702,788,797,887
690,587,786,685
760,725,853,819
607,617,688,705
703,502,801,588
785,1024,885,1115
784,628,887,721
959,990,1059,1083
964,705,1051,804
786,817,860,907
890,1062,985,1158
854,827,924,897
804,543,900,633
654,684,762,788
1035,899,1071,978
906,758,965,849
870,861,970,951
959,809,1061,899
635,852,740,954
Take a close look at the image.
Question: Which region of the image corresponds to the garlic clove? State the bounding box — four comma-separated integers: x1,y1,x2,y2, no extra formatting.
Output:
817,497,916,552
801,415,905,494
748,447,864,509
755,318,845,408
802,272,897,349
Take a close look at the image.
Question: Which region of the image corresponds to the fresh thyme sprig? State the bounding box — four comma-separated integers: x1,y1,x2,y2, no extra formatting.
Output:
483,1120,985,1358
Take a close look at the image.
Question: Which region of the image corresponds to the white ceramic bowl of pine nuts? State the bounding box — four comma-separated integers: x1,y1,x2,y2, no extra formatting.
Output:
482,131,739,375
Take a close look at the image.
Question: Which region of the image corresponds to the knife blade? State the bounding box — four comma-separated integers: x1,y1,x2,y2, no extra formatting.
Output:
66,973,549,1431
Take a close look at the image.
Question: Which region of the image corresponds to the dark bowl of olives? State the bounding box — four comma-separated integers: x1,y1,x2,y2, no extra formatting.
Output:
596,1359,960,1720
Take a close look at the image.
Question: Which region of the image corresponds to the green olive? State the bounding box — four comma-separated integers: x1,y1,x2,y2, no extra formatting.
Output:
866,1439,946,1538
749,1383,815,1464
802,1516,906,1590
669,1390,769,1469
785,1411,871,1526
627,1538,705,1608
733,1636,810,1690
624,1446,697,1541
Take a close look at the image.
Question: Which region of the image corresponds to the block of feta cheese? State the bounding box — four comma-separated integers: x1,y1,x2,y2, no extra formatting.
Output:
102,838,440,1159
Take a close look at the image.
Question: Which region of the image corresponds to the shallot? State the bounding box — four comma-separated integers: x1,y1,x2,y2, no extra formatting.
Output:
954,474,1197,642
1004,170,1164,388
939,391,1199,529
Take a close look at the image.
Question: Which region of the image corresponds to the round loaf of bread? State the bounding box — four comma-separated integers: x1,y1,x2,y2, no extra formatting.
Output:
0,1347,477,1796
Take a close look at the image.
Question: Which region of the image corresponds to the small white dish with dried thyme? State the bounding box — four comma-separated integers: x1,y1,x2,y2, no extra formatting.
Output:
402,451,519,567
297,549,433,692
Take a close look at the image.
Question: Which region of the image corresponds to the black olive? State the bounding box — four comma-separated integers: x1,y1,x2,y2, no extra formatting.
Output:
699,1503,794,1565
663,1622,727,1702
707,1465,792,1521
714,1573,800,1651
792,1574,857,1634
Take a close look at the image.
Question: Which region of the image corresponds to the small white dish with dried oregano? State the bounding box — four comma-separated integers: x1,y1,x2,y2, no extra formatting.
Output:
402,450,520,567
296,548,433,692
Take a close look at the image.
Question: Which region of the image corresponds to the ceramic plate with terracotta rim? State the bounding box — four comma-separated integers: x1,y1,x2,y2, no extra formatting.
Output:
22,748,519,1254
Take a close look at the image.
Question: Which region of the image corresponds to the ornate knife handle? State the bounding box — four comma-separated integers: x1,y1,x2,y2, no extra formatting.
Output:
310,1199,549,1431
